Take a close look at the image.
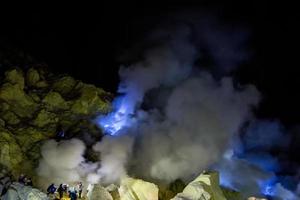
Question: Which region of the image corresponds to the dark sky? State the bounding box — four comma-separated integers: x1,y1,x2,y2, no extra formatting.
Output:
0,2,299,125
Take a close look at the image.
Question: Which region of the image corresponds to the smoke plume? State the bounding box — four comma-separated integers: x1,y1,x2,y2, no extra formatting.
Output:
97,15,260,185
36,139,86,189
35,12,300,199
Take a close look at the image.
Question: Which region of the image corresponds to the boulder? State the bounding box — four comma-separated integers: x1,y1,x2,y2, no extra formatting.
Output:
71,83,111,115
0,130,24,175
42,92,69,111
159,179,186,200
106,184,121,200
119,177,159,200
171,171,227,200
32,109,59,128
2,182,48,200
1,111,20,125
52,76,77,95
87,183,113,200
26,68,40,87
0,83,37,118
0,170,12,196
221,187,243,200
4,69,25,90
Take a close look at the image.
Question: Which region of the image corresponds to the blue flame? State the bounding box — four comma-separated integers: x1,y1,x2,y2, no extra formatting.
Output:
259,178,277,196
96,96,134,136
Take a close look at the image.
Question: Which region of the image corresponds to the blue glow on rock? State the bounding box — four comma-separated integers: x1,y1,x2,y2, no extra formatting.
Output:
97,96,134,136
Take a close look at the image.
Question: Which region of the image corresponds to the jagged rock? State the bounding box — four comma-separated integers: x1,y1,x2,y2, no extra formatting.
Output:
14,127,48,151
26,68,40,87
0,67,111,179
71,83,111,115
35,80,48,88
52,76,77,95
0,118,5,127
106,184,121,200
87,183,113,200
4,69,25,90
159,179,186,200
119,177,159,200
1,111,20,125
221,187,243,200
0,170,12,196
28,92,41,102
171,171,227,200
0,130,24,175
2,182,48,200
0,83,37,118
32,109,59,128
42,92,69,111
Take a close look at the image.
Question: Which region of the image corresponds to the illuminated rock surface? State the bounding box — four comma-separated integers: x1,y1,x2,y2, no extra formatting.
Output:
0,67,111,178
87,183,113,200
171,171,227,200
2,182,48,200
119,177,159,200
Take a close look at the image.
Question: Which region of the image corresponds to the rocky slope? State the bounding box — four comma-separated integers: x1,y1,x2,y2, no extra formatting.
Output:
0,67,111,179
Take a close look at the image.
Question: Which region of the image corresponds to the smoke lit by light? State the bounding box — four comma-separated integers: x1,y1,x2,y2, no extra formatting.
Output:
97,96,134,136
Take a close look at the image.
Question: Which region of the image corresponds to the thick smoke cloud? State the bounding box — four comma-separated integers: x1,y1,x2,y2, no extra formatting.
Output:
91,135,134,185
97,16,261,185
36,139,86,189
35,12,300,199
129,75,259,183
215,120,300,199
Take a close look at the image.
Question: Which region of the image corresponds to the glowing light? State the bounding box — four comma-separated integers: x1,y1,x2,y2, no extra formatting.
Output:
259,178,277,197
96,96,134,135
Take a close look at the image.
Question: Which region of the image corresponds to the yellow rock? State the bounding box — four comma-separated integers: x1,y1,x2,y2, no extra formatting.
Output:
71,84,110,115
26,68,40,86
33,109,59,127
119,177,159,200
0,130,23,176
1,111,20,125
0,83,37,118
4,69,25,89
42,91,69,111
52,76,77,95
171,171,227,200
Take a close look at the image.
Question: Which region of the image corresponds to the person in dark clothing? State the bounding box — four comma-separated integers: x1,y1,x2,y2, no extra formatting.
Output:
69,189,77,200
18,174,26,184
56,124,65,141
25,177,33,186
47,183,56,195
57,184,64,199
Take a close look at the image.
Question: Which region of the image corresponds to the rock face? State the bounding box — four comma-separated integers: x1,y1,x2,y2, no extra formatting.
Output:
87,183,113,200
119,177,159,200
0,67,111,178
2,182,48,200
0,170,12,196
171,171,227,200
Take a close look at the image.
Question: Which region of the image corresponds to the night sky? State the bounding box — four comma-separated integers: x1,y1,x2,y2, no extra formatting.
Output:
0,2,299,125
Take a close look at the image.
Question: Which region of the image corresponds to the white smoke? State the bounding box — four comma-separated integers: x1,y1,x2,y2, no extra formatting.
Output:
127,74,259,183
36,13,271,197
94,20,260,184
91,135,134,185
36,139,86,189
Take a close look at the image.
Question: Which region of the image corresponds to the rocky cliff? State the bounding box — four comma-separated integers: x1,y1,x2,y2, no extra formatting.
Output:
0,67,111,179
